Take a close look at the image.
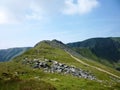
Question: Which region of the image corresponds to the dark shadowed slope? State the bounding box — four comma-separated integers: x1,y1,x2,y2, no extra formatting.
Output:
67,37,120,70
0,47,31,62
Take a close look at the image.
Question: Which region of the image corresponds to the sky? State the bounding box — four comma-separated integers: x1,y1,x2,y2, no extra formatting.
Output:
0,0,120,49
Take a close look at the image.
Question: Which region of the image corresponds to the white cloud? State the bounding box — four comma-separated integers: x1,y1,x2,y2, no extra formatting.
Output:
0,0,29,24
78,0,99,14
63,0,78,15
0,0,45,24
0,7,18,24
63,0,99,15
0,8,9,24
25,1,43,20
0,0,99,24
0,0,62,24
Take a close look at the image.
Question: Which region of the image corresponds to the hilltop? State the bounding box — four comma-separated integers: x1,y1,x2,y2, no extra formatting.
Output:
0,39,120,90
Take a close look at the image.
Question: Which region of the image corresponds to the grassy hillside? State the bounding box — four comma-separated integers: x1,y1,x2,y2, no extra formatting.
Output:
0,62,56,90
67,37,120,70
0,40,120,90
0,47,31,62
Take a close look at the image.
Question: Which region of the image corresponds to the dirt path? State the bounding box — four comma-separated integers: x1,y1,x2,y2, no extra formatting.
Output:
66,51,120,79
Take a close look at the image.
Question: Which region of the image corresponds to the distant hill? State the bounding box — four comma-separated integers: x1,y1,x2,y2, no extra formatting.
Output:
67,37,120,70
0,39,120,90
0,47,31,62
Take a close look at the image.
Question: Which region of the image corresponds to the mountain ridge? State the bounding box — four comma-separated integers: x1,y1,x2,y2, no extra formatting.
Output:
0,38,120,90
67,37,120,70
0,47,31,62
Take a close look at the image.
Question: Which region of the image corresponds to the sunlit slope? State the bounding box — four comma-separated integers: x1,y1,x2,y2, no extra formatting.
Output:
0,40,120,90
13,40,120,80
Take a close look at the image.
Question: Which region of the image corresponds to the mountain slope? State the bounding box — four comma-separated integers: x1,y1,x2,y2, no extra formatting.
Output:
0,40,119,90
67,37,120,70
66,51,120,79
0,47,31,62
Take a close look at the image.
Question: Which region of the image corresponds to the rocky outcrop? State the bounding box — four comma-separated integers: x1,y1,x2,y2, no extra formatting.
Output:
22,58,96,80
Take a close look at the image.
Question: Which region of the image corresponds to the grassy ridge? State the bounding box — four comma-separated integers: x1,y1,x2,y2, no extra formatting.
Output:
0,61,120,90
0,40,120,90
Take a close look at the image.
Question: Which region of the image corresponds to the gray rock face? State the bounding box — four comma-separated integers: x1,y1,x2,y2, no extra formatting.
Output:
22,58,96,80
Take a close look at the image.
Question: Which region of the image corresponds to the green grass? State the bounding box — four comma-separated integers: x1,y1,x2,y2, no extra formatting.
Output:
79,57,120,78
0,41,120,90
43,72,119,90
73,47,117,68
14,41,120,78
0,62,56,90
0,79,56,90
0,61,120,90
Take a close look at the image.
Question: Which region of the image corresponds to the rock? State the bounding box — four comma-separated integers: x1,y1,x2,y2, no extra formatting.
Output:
22,58,96,80
53,61,58,64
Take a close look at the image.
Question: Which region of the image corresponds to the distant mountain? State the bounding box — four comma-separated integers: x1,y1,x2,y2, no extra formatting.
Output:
67,37,120,70
0,39,120,90
0,47,31,62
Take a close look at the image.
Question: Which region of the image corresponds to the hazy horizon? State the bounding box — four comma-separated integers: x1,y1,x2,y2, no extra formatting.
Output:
0,36,119,49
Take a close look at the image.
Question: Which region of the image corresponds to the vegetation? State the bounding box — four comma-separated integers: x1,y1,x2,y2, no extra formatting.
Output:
0,47,31,62
0,62,56,90
0,39,120,90
67,37,120,69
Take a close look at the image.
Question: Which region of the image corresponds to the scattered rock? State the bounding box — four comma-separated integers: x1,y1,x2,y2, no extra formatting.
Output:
22,58,96,80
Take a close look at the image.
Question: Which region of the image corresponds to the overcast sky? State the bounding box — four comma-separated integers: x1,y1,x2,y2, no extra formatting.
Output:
0,0,120,49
